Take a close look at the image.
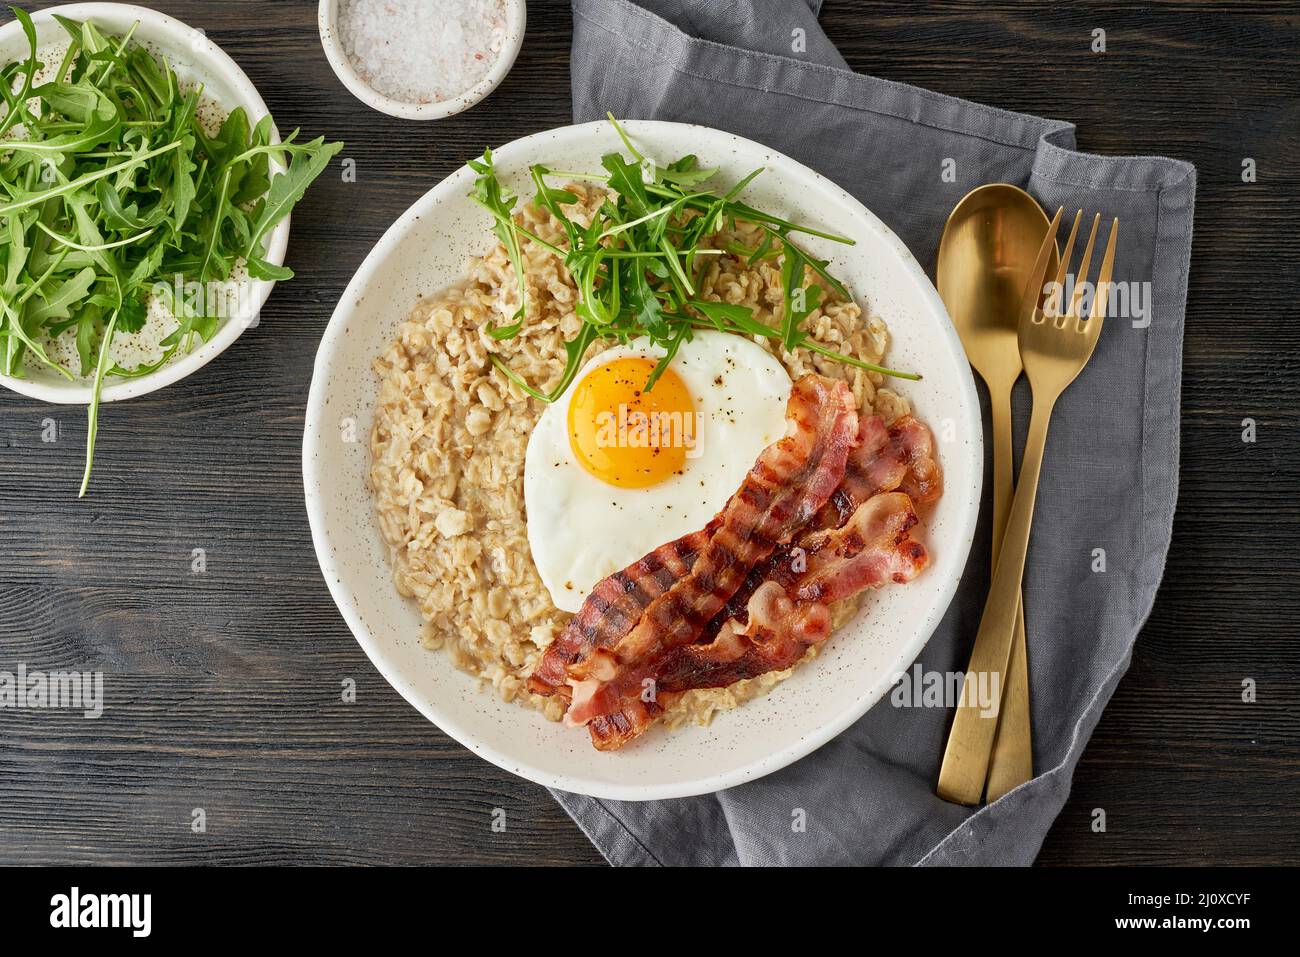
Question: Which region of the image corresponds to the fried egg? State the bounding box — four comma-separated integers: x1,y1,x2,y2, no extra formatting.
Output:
524,331,792,612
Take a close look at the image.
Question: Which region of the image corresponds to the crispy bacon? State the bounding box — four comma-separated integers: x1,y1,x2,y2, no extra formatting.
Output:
817,414,899,528
582,582,831,751
585,494,927,748
526,522,717,697
525,410,941,708
820,414,941,521
889,415,943,506
522,384,944,751
565,375,859,734
656,582,833,691
770,491,928,604
532,415,926,683
583,682,669,749
711,415,936,629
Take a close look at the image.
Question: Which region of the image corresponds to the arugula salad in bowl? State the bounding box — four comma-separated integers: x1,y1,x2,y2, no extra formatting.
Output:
0,4,340,494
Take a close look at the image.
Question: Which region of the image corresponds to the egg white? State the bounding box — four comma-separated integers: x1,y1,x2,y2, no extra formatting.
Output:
523,331,792,613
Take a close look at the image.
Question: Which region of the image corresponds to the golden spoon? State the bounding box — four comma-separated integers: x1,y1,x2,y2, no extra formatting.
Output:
935,184,1057,805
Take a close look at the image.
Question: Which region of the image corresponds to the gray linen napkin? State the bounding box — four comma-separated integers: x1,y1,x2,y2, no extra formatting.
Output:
552,0,1195,866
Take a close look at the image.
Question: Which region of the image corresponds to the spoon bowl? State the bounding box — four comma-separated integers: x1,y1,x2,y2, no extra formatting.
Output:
937,184,1058,391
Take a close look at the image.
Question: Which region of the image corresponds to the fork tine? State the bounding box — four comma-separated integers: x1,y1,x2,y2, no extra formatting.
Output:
1082,218,1120,336
1019,206,1063,326
1047,209,1082,319
1064,213,1102,327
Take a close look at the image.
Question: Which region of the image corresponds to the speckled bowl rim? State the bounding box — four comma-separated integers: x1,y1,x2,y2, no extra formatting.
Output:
0,2,289,406
304,120,982,801
317,0,526,121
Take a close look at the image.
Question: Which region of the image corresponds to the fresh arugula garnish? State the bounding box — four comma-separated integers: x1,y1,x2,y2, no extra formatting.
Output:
0,8,342,495
468,148,529,326
468,114,919,400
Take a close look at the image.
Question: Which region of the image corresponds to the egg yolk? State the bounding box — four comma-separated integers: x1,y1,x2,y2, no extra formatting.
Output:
568,357,696,488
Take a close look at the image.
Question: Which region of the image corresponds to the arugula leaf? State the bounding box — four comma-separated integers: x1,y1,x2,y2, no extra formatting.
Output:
168,136,197,236
688,300,765,335
32,82,105,124
115,292,147,334
600,151,651,218
79,306,118,497
779,239,812,350
197,167,233,281
3,104,119,155
644,322,690,391
247,256,293,282
529,164,580,248
469,149,528,322
95,177,146,230
486,320,523,340
26,267,96,325
656,154,717,188
243,137,343,259
0,6,38,138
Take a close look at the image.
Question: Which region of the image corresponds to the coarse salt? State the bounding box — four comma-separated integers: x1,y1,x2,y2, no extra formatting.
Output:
338,0,509,105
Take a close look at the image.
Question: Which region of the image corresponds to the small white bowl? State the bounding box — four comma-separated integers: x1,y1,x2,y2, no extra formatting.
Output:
0,3,289,406
318,0,526,121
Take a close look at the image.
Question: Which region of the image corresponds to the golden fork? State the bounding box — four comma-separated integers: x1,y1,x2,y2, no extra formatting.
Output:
937,207,1119,803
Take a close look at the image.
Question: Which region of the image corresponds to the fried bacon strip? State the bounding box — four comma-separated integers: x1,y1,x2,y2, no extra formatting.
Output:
818,414,941,525
582,582,831,748
816,414,898,528
656,583,832,691
762,491,928,605
526,521,717,697
564,374,859,732
889,415,943,506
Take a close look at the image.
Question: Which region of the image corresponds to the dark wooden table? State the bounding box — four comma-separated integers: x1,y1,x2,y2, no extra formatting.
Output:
2,0,1296,866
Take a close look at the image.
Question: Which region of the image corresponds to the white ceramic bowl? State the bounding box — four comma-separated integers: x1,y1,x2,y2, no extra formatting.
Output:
317,0,526,121
0,3,288,406
304,120,982,801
